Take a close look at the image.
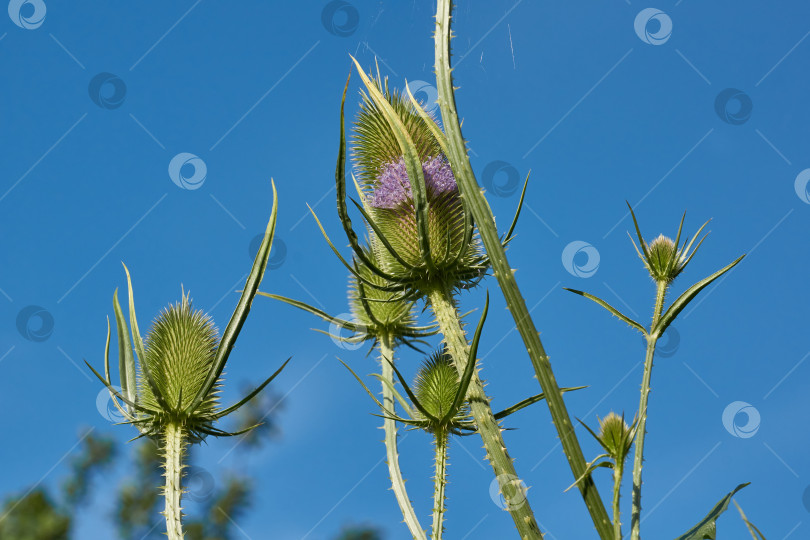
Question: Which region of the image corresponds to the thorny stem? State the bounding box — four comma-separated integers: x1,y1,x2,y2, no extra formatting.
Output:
432,1,612,537
380,333,427,540
163,422,185,540
431,432,449,540
428,285,543,540
630,280,668,540
612,461,625,540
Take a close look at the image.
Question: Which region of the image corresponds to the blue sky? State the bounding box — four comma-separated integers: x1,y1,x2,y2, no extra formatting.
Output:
2,1,809,538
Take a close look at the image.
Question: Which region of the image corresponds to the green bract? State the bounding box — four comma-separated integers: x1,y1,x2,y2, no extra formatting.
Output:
88,185,286,444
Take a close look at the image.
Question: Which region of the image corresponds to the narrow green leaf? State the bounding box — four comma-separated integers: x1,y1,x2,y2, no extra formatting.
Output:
214,358,291,419
113,289,136,409
495,386,586,420
734,500,768,540
188,181,278,414
123,263,169,413
351,57,435,271
655,254,745,337
564,288,648,335
503,172,530,244
674,483,750,540
257,292,360,331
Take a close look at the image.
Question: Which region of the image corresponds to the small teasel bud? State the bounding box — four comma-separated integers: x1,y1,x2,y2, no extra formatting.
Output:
596,412,636,465
413,349,469,427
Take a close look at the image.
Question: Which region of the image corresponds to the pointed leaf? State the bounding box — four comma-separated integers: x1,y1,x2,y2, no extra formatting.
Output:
495,386,586,420
188,181,278,414
655,255,745,337
564,288,647,335
113,289,136,410
215,358,290,419
674,483,750,540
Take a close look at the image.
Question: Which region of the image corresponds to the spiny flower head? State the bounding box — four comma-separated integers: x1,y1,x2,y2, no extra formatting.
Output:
136,293,221,437
594,412,637,465
628,203,709,284
348,71,484,291
412,349,471,428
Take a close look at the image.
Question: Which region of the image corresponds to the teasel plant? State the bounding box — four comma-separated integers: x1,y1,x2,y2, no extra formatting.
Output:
564,204,745,539
428,1,617,536
257,244,437,540
308,54,551,536
86,184,289,540
566,412,638,539
342,293,580,540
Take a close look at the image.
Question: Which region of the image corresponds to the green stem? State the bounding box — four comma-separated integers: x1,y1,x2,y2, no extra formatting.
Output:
433,1,612,537
612,462,624,540
428,286,542,539
630,280,668,540
380,333,427,540
163,422,185,540
431,433,449,540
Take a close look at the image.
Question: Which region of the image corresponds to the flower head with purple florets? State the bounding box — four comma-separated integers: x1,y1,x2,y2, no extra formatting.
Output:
369,156,458,209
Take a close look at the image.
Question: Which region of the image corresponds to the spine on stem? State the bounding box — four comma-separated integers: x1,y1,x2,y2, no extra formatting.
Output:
630,280,668,540
428,286,543,540
380,334,427,540
431,434,448,540
163,422,186,540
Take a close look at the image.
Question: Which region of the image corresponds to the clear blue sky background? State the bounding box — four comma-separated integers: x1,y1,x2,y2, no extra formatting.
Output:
2,1,809,538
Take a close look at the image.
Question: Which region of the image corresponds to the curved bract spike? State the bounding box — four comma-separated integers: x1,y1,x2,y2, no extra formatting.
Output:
214,358,290,420
441,291,489,425
113,290,137,410
187,181,278,415
387,358,438,423
503,172,530,245
350,198,417,271
351,57,435,273
654,254,745,337
256,292,362,331
123,263,170,413
563,288,648,336
494,386,587,420
627,202,649,258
